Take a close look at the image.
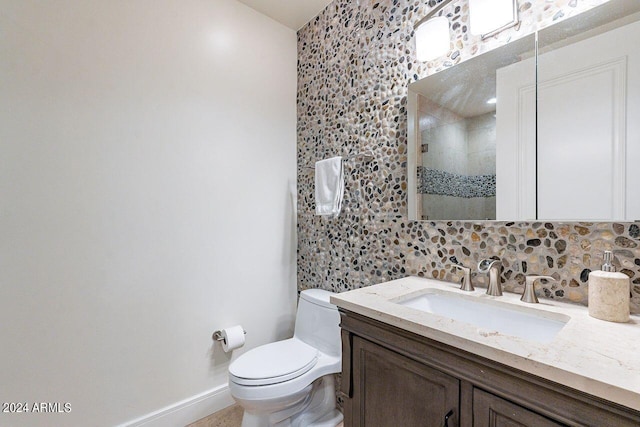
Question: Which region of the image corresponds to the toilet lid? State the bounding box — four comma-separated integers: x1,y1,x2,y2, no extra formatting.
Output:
229,338,318,386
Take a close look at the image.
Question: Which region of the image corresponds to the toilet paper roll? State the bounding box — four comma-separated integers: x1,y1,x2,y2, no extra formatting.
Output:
221,325,245,352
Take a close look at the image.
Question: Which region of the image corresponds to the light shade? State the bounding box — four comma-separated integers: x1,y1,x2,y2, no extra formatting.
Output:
469,0,518,37
415,16,451,62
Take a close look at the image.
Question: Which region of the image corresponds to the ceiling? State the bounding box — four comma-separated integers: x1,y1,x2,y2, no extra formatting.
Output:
410,35,537,118
236,0,333,30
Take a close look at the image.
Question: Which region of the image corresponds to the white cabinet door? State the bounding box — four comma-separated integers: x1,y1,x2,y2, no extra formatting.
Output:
497,19,640,220
537,21,636,220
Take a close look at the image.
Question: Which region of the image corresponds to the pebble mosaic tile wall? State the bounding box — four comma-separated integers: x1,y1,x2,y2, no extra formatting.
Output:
297,0,640,314
417,167,496,198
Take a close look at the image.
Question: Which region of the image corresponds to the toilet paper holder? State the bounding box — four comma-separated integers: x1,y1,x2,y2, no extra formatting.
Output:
212,328,246,343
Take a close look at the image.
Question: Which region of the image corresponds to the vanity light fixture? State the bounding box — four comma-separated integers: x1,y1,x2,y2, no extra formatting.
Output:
415,16,451,61
414,0,455,62
469,0,519,39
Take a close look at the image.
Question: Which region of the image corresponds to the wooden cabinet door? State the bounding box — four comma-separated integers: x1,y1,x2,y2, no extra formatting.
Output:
351,337,459,427
472,388,565,427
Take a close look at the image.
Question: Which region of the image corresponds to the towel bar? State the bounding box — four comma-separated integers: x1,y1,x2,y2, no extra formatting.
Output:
301,151,374,170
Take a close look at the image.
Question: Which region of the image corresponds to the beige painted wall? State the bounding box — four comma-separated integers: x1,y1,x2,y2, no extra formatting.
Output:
0,1,297,425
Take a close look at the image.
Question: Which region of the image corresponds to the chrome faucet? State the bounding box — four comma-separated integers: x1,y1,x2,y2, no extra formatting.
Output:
521,275,556,304
478,259,502,296
452,264,474,292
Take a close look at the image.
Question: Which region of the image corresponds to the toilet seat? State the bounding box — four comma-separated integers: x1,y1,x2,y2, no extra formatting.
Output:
229,338,318,386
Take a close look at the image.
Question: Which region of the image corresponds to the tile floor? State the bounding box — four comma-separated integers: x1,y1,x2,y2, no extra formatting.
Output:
186,404,243,427
185,405,344,427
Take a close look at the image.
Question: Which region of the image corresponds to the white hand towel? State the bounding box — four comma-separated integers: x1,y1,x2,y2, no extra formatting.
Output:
315,156,344,217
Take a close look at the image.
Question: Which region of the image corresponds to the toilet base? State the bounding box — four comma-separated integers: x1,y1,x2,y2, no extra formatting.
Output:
239,375,342,427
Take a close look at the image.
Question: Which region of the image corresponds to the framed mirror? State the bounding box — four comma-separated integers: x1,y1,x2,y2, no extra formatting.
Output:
408,0,640,221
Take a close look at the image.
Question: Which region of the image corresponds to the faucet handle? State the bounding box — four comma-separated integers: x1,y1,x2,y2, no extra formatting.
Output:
521,275,556,304
452,264,474,292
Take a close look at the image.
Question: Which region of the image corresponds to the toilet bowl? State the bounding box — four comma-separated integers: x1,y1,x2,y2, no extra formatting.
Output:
228,289,343,427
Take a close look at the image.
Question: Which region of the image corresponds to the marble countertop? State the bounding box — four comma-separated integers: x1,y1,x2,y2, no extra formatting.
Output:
330,276,640,411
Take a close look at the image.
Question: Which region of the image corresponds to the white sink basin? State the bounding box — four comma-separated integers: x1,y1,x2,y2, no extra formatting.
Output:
397,290,569,343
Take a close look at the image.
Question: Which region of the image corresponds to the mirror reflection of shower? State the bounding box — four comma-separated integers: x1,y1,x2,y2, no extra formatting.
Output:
417,95,496,221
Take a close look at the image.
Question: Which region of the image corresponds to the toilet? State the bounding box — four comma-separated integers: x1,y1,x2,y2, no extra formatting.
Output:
228,289,343,427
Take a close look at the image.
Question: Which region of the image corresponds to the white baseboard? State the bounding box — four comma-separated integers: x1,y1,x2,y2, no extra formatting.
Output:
118,384,235,427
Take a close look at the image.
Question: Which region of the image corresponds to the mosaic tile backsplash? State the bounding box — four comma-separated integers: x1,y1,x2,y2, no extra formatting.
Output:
296,0,640,314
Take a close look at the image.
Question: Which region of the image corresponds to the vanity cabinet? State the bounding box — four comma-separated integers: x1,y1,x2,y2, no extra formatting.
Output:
351,336,459,426
339,310,640,427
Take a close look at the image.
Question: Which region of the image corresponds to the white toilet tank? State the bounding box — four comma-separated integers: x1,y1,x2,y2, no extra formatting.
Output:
294,289,341,357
